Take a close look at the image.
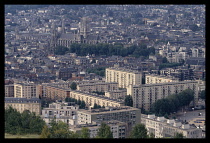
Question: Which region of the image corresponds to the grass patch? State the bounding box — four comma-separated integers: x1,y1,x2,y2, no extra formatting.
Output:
5,133,40,138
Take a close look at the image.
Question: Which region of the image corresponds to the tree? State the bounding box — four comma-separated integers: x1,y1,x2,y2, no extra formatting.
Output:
40,125,51,138
80,127,90,138
129,124,148,138
96,122,113,138
162,57,169,63
70,82,77,90
174,132,184,138
124,95,133,107
200,90,205,100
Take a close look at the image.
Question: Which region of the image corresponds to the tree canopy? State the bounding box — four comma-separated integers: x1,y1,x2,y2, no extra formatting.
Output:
151,89,194,116
70,82,77,90
5,106,45,135
129,124,148,138
124,95,133,107
96,122,113,138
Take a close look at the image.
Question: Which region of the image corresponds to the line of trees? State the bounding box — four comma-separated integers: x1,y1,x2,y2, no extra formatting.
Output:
65,97,86,109
151,89,194,116
86,67,106,77
5,106,45,135
68,43,155,58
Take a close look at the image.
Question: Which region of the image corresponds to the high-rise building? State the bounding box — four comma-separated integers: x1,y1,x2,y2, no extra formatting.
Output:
106,67,142,88
14,83,39,99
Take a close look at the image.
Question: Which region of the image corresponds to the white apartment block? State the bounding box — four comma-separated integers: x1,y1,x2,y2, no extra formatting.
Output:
70,90,124,108
41,101,79,125
127,81,198,111
106,67,142,88
145,74,179,84
14,83,39,98
70,120,128,138
77,81,118,93
141,114,203,138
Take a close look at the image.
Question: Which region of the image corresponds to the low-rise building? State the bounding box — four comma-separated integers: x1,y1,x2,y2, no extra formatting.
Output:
77,106,141,133
77,81,118,93
141,114,203,138
70,90,124,108
5,97,41,115
41,101,79,125
145,74,179,84
70,120,128,138
105,89,127,100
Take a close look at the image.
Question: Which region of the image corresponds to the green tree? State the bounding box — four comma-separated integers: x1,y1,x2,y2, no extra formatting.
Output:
70,82,77,90
80,127,90,138
96,122,113,138
55,46,69,55
124,95,133,107
162,57,169,63
40,125,51,138
200,90,205,100
174,132,184,138
129,124,148,138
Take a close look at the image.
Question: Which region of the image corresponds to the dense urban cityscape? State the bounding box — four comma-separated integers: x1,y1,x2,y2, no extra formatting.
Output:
5,5,205,139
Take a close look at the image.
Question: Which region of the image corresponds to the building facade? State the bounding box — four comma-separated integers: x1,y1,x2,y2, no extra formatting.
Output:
5,84,14,97
69,90,124,108
77,81,118,93
45,85,71,100
106,67,142,88
77,106,141,133
127,81,198,111
70,120,128,138
145,74,179,84
141,114,203,138
41,101,79,125
5,97,41,115
14,83,39,98
105,89,127,100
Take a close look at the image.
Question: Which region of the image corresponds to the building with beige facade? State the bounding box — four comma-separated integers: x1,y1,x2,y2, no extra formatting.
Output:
77,106,141,132
41,101,79,125
127,80,198,111
45,85,71,100
5,97,41,115
145,74,179,84
141,114,203,138
5,84,14,97
70,120,128,138
105,67,142,88
105,89,127,100
69,90,124,108
14,83,39,98
77,81,118,93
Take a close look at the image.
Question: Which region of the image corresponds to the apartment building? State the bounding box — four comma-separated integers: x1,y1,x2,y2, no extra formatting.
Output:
141,114,203,138
106,67,142,88
14,83,39,98
45,85,71,100
5,97,41,115
41,101,79,125
77,106,141,133
70,90,124,108
127,81,198,111
145,74,179,84
105,89,127,100
5,84,14,97
70,120,128,138
77,81,118,93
